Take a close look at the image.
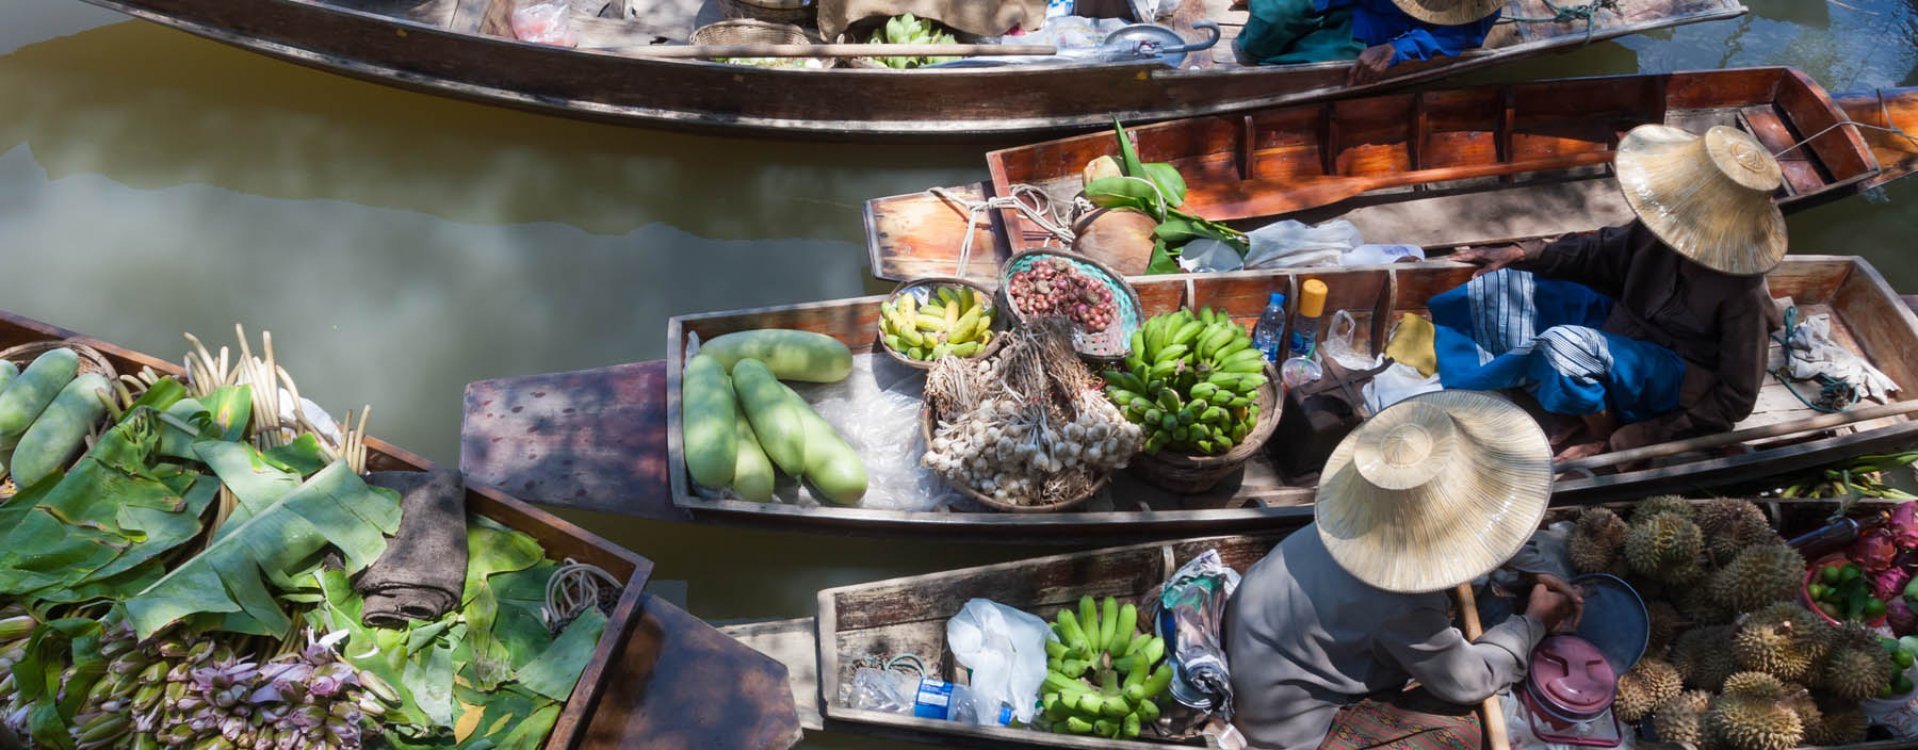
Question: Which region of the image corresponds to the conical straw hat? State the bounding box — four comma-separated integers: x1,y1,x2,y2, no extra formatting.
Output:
1315,390,1552,593
1390,0,1505,25
1614,124,1788,276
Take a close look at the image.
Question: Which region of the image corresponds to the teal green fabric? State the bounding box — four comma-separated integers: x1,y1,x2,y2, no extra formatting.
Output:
1235,0,1365,65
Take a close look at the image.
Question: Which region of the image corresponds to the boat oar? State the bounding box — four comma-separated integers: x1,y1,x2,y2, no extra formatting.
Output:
602,43,1057,59
1454,583,1512,750
1195,150,1617,221
1557,399,1918,474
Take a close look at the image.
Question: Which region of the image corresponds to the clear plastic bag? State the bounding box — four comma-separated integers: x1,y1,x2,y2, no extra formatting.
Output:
1243,219,1361,270
849,667,919,714
1319,310,1380,372
791,355,963,511
946,599,1054,725
510,0,577,47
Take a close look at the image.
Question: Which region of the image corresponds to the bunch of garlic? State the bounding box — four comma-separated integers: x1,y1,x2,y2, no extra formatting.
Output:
923,388,1141,506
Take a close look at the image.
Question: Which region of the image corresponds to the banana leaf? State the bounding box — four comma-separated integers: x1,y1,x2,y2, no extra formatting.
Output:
461,518,545,692
516,608,606,701
1113,117,1148,180
195,434,330,540
125,460,401,639
306,567,437,729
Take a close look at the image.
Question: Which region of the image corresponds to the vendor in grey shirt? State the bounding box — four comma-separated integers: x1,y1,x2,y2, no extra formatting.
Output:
1225,391,1584,750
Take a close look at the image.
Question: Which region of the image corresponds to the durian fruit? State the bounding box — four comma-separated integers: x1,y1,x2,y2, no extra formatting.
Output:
1708,672,1805,750
1812,625,1896,702
1803,706,1869,745
1708,544,1805,614
1646,600,1682,657
1731,603,1826,681
1633,495,1695,525
1625,513,1705,583
1615,657,1684,723
1569,506,1630,573
1673,625,1739,691
1694,498,1781,564
1652,690,1714,749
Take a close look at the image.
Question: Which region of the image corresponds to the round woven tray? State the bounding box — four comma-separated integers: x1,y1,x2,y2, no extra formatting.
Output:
920,404,1107,513
0,340,118,383
1000,250,1143,361
716,0,815,25
690,18,816,45
877,277,1006,372
1127,362,1283,494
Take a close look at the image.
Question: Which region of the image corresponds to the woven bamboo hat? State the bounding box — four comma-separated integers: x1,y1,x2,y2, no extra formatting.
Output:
1389,0,1504,25
1315,390,1552,593
1614,124,1787,276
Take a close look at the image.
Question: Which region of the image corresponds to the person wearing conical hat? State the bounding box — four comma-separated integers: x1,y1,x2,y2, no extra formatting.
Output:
1234,0,1502,84
1442,124,1786,460
1225,391,1582,750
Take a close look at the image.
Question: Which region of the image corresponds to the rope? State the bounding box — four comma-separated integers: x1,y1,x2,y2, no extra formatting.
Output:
928,184,1076,278
1769,306,1861,414
1499,0,1619,44
853,652,928,678
1771,118,1918,159
541,559,622,633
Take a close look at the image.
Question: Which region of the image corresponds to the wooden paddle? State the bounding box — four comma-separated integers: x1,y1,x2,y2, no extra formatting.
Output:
1454,583,1513,750
604,43,1058,59
1191,150,1618,222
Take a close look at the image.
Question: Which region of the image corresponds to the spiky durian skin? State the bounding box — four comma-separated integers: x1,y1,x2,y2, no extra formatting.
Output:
1570,506,1630,574
1653,690,1714,749
1695,499,1781,563
1616,658,1684,723
1633,495,1696,525
1626,514,1704,583
1815,645,1896,702
1731,603,1825,681
1804,708,1869,745
1721,671,1788,698
1674,625,1740,691
1709,544,1805,614
1646,600,1681,657
1707,697,1804,750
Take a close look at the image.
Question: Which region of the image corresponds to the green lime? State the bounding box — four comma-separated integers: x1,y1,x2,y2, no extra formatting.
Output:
1897,674,1915,696
1825,566,1845,584
1844,564,1865,582
1897,651,1915,670
1884,682,1899,699
1868,598,1890,617
1810,583,1829,600
1885,637,1904,653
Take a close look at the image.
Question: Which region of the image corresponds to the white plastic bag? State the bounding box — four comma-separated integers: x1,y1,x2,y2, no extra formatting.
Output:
946,599,1053,725
1319,310,1380,372
1176,238,1245,273
1365,362,1443,411
510,0,576,47
1244,219,1361,270
1341,243,1425,266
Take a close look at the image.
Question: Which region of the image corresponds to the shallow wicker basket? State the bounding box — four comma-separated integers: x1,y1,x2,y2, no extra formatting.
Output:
690,19,816,46
0,340,117,383
1127,362,1283,494
919,404,1108,513
877,277,1006,372
1000,250,1143,361
717,0,815,25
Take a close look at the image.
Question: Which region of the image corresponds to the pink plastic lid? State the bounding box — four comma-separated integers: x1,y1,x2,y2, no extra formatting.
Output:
1527,635,1617,717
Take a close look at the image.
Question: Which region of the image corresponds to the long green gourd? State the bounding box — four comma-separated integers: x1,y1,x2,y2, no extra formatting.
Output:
732,359,807,476
680,354,737,489
0,348,79,449
10,373,111,489
699,330,852,383
731,413,776,502
787,383,867,506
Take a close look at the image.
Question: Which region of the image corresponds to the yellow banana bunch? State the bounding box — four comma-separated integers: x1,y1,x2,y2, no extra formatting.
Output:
880,285,994,362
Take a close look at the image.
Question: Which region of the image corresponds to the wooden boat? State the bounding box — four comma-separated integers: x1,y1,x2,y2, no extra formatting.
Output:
0,310,805,750
725,497,1915,749
74,0,1745,139
866,67,1918,282
459,255,1918,544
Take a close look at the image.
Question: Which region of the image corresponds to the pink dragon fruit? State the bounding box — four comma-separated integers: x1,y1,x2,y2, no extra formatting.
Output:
1852,531,1899,573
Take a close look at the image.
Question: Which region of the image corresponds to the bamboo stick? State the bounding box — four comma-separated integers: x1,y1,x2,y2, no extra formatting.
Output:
1558,400,1918,473
1454,583,1510,750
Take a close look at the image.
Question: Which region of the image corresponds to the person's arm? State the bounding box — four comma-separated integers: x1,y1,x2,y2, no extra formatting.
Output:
1607,297,1770,450
1376,601,1547,704
1509,224,1639,297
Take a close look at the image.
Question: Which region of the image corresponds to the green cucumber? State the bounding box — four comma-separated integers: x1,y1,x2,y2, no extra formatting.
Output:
681,354,737,489
731,359,806,476
8,373,110,489
0,348,80,448
731,413,775,502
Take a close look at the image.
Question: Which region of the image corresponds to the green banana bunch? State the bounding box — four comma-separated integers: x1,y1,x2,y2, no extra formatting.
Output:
1779,451,1918,500
879,285,993,362
1036,596,1169,739
1103,307,1265,456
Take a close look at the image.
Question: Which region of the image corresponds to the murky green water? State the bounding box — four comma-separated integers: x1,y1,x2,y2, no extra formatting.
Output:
2,1,1915,745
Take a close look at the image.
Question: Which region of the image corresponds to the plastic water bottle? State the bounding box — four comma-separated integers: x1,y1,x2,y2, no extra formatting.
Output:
1288,279,1328,359
911,680,1009,725
1251,292,1288,362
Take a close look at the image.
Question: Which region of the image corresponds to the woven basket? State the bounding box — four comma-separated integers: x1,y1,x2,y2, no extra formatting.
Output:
1000,250,1143,361
717,0,815,25
0,340,118,383
690,19,816,45
877,277,1006,371
920,404,1107,513
1127,362,1283,494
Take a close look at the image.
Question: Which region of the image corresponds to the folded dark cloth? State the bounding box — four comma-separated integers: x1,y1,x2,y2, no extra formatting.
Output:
356,469,468,628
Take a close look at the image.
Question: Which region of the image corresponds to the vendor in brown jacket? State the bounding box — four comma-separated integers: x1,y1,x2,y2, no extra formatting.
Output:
1442,124,1787,458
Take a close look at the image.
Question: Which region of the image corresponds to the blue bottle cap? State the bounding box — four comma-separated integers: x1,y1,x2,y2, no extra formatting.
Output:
1269,292,1286,307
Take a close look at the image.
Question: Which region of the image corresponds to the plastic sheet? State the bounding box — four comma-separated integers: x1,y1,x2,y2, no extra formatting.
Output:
789,354,963,511
509,0,577,47
946,599,1052,725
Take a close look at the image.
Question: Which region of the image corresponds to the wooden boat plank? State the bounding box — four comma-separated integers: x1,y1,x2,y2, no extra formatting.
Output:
584,593,804,750
717,618,823,732
461,360,686,522
1904,294,1918,316
0,309,654,750
1836,86,1918,190
865,183,1009,286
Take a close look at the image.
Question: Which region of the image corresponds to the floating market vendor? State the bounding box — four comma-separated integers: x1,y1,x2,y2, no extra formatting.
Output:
1234,0,1503,84
1225,390,1583,750
1441,124,1787,461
